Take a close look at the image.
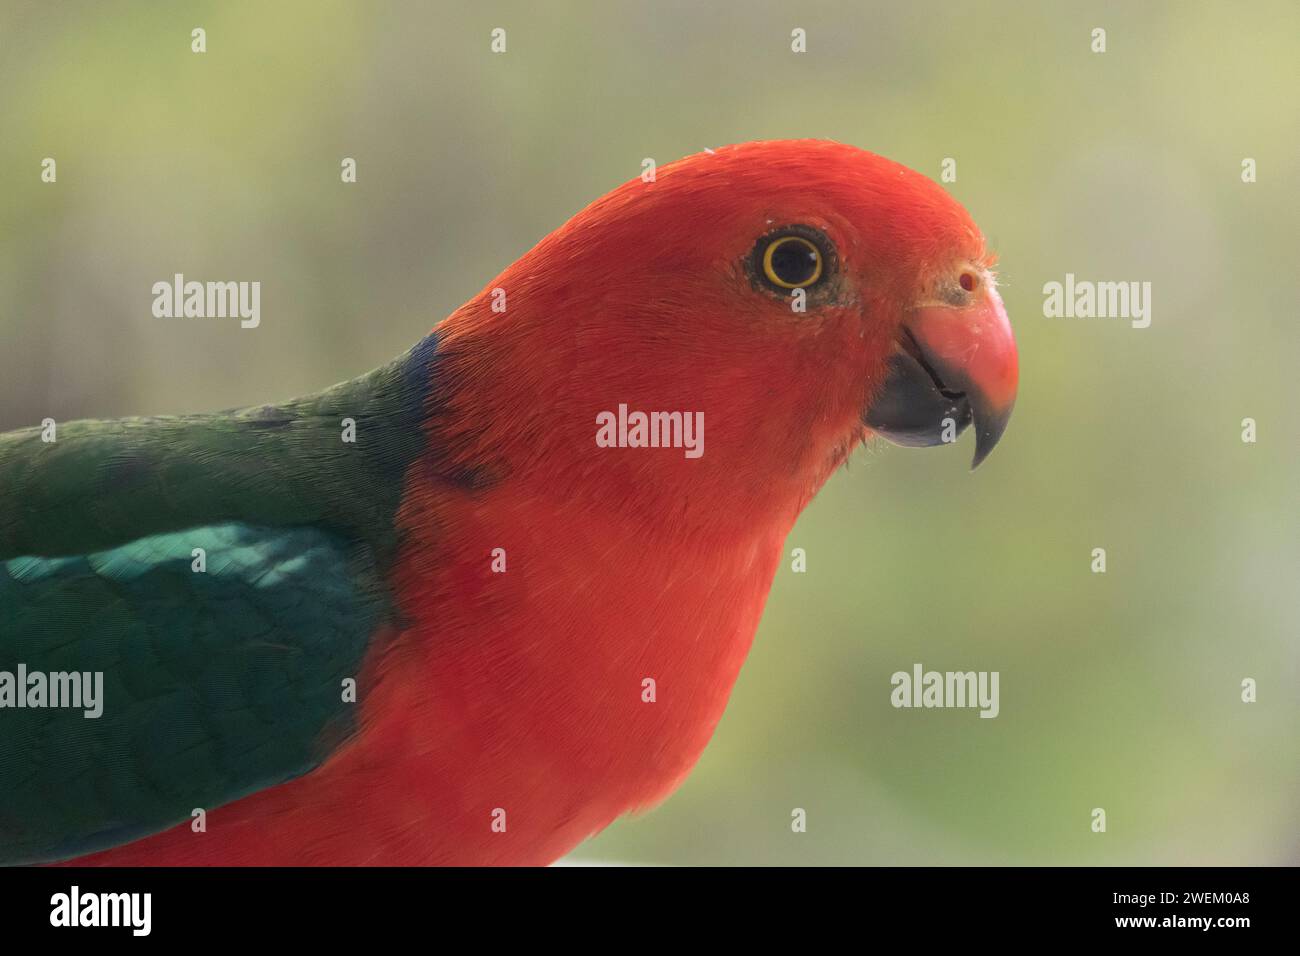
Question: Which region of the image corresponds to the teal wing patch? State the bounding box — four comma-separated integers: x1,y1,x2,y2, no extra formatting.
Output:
0,523,387,864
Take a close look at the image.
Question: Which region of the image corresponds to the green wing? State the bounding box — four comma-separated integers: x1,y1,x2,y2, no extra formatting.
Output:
0,338,437,564
0,522,384,864
0,338,439,864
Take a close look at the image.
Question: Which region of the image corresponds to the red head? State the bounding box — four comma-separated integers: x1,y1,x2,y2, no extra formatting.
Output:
434,140,1018,534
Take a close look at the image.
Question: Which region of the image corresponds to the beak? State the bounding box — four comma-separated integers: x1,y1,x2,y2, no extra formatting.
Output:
863,286,1018,469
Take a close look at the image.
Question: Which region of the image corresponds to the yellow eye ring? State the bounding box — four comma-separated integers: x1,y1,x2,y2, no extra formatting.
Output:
762,235,823,289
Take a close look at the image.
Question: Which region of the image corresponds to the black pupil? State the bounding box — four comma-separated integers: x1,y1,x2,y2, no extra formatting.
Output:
772,240,818,285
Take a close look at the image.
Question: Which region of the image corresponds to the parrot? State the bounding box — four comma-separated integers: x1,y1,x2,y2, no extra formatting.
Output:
0,139,1018,866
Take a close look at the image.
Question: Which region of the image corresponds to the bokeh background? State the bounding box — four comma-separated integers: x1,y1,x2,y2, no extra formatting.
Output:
2,1,1296,864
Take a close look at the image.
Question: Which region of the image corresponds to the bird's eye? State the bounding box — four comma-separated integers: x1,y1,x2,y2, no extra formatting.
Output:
959,271,978,293
760,235,824,289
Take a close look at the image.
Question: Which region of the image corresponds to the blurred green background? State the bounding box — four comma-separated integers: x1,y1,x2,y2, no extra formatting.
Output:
2,1,1296,864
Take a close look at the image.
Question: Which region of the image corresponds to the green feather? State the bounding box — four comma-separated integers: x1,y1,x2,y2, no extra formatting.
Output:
0,522,383,864
0,337,437,563
0,335,446,863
